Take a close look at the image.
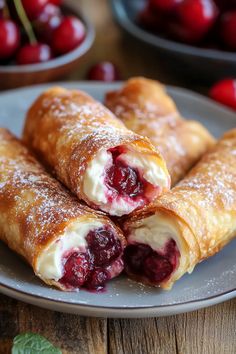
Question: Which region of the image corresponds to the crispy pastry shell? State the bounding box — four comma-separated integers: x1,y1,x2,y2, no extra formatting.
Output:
0,128,125,290
105,77,215,185
124,129,236,289
23,86,170,214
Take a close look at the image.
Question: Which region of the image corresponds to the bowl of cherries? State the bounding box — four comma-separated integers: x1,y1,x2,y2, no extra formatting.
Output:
111,0,236,81
0,0,94,90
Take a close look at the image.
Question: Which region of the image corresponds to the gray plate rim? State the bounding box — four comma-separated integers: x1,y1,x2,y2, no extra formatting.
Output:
0,81,235,318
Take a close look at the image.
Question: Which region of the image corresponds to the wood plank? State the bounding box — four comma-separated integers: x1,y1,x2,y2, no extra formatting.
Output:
0,294,107,354
108,299,236,354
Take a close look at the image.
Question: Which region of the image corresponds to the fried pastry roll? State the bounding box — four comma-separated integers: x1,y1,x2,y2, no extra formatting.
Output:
105,77,215,185
0,128,126,291
23,87,170,217
123,129,236,289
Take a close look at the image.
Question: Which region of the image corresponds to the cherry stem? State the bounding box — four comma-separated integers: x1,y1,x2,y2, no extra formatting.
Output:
13,0,37,44
3,2,10,19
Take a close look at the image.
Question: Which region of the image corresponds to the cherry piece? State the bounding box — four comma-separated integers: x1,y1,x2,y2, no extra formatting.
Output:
167,20,205,43
16,43,52,65
87,62,121,82
34,4,62,42
106,162,144,198
22,0,49,20
150,0,183,12
177,0,219,37
209,79,236,110
86,227,122,266
85,268,109,290
124,244,152,272
144,254,173,282
0,19,20,59
220,11,236,50
138,4,166,33
124,239,179,284
52,16,86,54
60,252,91,288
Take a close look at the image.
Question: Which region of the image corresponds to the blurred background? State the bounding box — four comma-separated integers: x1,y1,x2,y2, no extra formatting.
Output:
1,0,236,109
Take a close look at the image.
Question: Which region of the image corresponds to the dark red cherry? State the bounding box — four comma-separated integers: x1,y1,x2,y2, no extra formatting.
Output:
86,227,122,266
105,162,144,198
60,252,91,288
124,244,152,272
85,268,109,290
144,254,173,282
220,11,236,50
138,4,166,32
87,62,121,81
167,20,204,43
150,0,183,12
22,0,49,20
34,4,62,42
177,0,219,37
52,16,86,54
209,79,236,110
16,43,52,65
0,19,20,59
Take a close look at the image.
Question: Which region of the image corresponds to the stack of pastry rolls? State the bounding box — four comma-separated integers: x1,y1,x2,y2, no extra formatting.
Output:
1,79,235,292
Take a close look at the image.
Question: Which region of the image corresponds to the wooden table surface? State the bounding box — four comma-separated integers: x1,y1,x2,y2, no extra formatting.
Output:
0,1,236,353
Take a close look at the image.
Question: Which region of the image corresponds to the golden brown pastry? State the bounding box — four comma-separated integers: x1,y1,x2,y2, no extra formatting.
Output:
123,129,236,289
0,128,126,291
105,77,215,185
23,86,170,217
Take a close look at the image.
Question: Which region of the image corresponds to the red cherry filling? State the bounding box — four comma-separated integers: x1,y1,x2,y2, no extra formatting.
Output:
60,227,123,290
105,147,148,200
85,268,109,290
124,239,179,284
86,227,122,266
60,252,91,288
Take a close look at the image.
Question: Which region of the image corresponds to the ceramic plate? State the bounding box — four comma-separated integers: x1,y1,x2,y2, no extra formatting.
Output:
0,82,236,318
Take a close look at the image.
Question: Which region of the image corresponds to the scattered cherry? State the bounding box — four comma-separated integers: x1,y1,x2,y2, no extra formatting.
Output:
209,79,236,110
0,19,20,59
86,227,122,266
87,62,120,81
220,11,236,50
52,16,86,54
34,3,62,42
21,0,49,20
150,0,183,12
16,43,52,65
177,0,219,38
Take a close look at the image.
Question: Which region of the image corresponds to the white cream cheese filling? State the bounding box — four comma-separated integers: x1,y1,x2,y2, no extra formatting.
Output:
36,220,103,281
83,147,168,216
